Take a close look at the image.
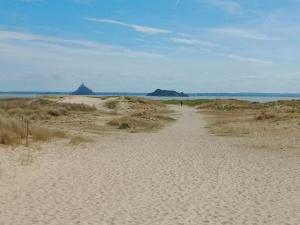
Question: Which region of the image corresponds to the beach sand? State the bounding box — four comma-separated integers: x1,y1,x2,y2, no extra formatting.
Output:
0,106,299,225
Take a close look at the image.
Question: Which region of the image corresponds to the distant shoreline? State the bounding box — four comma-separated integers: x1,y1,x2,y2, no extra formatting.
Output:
1,92,300,97
1,92,300,103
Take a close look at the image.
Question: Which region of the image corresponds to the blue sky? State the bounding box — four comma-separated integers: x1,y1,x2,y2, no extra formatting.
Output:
0,0,300,92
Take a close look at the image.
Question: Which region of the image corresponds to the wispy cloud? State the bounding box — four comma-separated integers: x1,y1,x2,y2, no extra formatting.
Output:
211,28,277,40
171,37,219,47
208,0,242,15
21,0,93,3
0,30,165,59
85,18,172,35
1,29,297,92
223,53,273,65
73,0,94,4
172,0,181,9
19,0,43,3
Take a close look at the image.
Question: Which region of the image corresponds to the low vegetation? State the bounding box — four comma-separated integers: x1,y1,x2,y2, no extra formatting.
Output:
0,98,96,120
69,135,94,145
0,114,66,145
0,96,175,146
107,97,175,132
163,99,300,150
104,100,119,109
0,98,97,146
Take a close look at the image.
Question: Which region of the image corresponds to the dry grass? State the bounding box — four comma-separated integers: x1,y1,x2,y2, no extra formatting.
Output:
69,135,94,145
0,115,25,145
31,126,66,141
107,113,173,132
0,98,100,146
105,100,119,109
0,98,96,121
255,112,275,120
194,99,300,150
0,114,66,146
107,97,175,132
108,117,152,130
0,96,175,145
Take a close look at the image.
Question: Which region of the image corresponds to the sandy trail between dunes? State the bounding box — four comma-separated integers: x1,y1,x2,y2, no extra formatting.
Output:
0,106,299,225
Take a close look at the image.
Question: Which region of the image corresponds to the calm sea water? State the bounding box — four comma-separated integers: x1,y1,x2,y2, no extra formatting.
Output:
1,92,300,103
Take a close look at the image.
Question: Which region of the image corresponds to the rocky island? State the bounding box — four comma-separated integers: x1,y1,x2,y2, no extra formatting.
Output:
71,83,95,95
147,89,189,97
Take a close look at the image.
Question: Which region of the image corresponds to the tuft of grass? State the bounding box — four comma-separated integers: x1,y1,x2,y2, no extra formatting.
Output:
107,110,174,132
0,130,22,145
207,121,250,137
69,135,93,145
200,99,300,142
105,100,119,109
59,103,96,112
0,116,25,145
30,126,66,141
119,123,130,129
104,97,175,132
0,113,66,146
108,116,158,131
46,108,68,117
255,112,275,120
197,99,261,111
0,98,96,121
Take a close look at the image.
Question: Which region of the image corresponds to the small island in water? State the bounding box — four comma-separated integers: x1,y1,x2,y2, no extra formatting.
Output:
147,89,189,97
72,83,95,95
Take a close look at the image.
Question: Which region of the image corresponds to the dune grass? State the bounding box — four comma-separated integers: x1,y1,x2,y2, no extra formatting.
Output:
163,98,300,140
105,100,119,109
0,116,25,145
107,97,175,132
192,99,300,138
0,98,96,121
69,135,94,145
0,114,66,146
108,112,174,132
31,126,66,141
0,98,98,146
0,96,176,145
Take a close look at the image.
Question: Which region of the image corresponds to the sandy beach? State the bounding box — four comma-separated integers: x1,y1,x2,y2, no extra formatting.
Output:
0,106,299,225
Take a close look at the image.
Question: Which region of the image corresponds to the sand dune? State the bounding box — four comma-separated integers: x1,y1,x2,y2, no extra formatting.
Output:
57,96,113,111
0,106,299,225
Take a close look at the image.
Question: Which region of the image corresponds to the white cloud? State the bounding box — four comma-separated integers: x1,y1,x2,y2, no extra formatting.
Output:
73,0,94,3
172,0,181,9
0,30,165,58
85,18,172,35
208,0,242,15
211,28,277,40
171,37,219,47
1,29,298,93
19,0,43,3
223,53,273,65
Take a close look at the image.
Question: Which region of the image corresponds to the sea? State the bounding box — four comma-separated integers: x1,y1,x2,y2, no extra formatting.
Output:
1,92,300,103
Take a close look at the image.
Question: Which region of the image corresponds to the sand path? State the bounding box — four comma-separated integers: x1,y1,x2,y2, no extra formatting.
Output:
0,106,299,225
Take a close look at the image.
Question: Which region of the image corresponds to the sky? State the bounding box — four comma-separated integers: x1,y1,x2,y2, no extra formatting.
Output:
0,0,300,92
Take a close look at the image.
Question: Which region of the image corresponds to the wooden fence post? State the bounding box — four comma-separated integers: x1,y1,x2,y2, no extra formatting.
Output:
26,120,29,147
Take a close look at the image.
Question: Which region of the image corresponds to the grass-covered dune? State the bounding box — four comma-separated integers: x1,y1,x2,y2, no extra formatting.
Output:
0,96,175,146
163,98,300,150
105,97,175,132
0,98,96,146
